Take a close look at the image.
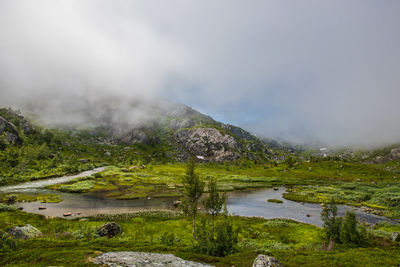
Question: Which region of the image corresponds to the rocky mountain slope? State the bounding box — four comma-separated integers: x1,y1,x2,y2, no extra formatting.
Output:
0,102,284,163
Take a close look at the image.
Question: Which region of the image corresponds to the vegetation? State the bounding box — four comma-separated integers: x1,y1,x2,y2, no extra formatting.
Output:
204,178,226,234
0,192,61,204
0,210,399,266
180,159,205,240
321,202,369,247
2,108,400,265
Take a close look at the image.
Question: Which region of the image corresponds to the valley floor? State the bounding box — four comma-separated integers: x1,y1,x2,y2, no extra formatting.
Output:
0,210,400,267
1,161,400,266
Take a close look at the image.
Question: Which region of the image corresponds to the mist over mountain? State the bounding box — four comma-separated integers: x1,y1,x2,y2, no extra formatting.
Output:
1,1,400,147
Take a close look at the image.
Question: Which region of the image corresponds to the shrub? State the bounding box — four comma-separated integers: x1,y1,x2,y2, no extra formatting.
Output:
195,216,239,257
340,211,368,247
160,231,175,246
0,203,16,212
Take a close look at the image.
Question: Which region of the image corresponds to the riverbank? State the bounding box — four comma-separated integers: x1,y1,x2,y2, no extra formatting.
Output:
36,163,400,220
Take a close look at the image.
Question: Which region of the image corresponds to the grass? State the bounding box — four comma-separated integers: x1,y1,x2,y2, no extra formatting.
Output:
0,192,62,203
0,210,399,266
282,183,400,219
44,162,400,220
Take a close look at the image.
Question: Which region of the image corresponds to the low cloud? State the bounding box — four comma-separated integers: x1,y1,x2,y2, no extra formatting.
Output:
0,0,399,146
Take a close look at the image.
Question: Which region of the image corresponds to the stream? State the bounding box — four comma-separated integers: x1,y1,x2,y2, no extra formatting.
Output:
0,169,396,227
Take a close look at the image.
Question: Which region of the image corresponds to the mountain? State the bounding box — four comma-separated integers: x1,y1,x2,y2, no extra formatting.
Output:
0,101,285,163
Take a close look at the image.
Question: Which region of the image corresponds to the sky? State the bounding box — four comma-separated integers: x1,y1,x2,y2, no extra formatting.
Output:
0,0,400,147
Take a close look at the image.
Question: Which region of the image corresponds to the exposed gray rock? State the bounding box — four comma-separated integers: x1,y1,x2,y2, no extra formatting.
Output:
222,124,254,141
252,254,284,267
175,127,240,162
97,222,122,238
0,116,22,145
372,147,400,164
8,224,42,239
94,252,214,267
392,232,399,242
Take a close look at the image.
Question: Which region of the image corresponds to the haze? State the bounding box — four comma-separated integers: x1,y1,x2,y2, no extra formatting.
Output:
0,0,399,147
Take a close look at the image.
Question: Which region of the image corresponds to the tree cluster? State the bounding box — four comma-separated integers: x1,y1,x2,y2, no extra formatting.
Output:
180,159,239,256
321,201,369,247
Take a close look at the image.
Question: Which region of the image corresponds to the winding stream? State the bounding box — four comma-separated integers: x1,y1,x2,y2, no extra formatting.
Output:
0,169,396,227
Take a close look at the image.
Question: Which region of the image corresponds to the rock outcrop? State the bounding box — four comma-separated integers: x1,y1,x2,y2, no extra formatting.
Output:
8,224,42,239
372,147,400,164
252,254,284,267
175,127,241,162
94,252,214,267
0,116,22,145
97,222,122,238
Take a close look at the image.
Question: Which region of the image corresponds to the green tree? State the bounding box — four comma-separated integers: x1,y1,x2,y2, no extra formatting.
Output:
286,156,294,168
0,133,9,150
340,210,368,246
195,202,239,257
180,158,205,240
321,201,342,243
204,178,226,235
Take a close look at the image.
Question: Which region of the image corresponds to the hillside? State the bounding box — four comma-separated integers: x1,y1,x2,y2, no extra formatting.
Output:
0,103,288,185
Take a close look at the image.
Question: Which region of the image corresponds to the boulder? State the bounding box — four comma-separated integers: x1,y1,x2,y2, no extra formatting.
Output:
392,232,399,242
94,252,213,267
252,254,284,267
8,224,42,239
173,200,182,207
97,222,122,238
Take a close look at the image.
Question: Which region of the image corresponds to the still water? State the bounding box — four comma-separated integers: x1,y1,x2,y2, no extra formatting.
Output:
1,171,396,227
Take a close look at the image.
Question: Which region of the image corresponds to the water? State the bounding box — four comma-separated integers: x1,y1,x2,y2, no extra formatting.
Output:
1,170,396,226
13,190,177,218
0,167,105,192
226,188,396,226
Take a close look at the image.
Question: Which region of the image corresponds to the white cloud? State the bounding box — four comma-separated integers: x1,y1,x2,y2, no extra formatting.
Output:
0,0,399,146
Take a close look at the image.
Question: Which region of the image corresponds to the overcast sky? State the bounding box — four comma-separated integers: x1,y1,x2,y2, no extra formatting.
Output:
0,0,399,146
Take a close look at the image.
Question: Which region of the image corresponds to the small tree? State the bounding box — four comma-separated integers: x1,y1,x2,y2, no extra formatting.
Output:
340,210,368,246
321,201,342,243
195,197,239,257
204,178,226,235
286,156,294,168
180,158,205,240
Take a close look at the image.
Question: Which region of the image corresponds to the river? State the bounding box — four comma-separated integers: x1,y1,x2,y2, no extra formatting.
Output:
0,169,396,227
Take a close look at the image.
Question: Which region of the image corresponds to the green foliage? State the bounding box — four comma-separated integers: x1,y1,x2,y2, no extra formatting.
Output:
59,180,95,193
180,159,205,240
321,202,369,247
0,133,9,150
160,231,175,246
195,216,239,257
204,178,226,233
286,156,294,168
340,211,368,247
0,230,18,251
0,204,16,212
321,201,342,243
